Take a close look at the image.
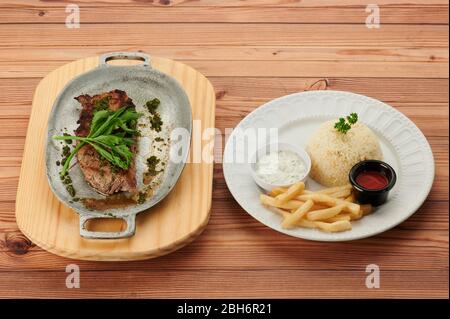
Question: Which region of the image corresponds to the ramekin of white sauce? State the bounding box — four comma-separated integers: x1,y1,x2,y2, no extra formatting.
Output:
250,142,311,191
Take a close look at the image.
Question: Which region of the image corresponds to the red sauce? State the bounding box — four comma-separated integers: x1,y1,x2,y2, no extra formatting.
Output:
356,171,389,190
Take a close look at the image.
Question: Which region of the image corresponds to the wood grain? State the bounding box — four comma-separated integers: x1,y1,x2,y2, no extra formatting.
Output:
0,270,447,298
0,5,447,24
0,46,448,62
14,56,216,261
2,0,449,7
0,0,448,298
2,24,448,47
1,60,447,79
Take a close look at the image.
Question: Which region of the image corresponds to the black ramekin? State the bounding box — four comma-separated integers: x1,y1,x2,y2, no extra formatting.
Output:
349,160,397,206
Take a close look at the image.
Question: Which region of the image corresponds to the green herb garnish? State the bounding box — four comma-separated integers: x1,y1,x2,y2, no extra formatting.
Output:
145,99,163,132
150,113,163,132
54,106,142,176
146,98,160,114
146,156,161,176
62,133,73,144
66,184,76,197
334,112,358,134
137,192,146,204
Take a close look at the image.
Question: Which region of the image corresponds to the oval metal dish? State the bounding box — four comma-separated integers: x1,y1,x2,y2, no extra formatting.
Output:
45,52,192,239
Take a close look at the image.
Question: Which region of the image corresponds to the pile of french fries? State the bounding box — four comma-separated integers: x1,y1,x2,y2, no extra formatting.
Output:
260,182,372,232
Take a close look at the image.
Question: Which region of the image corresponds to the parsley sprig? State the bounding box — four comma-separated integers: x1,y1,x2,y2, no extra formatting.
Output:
334,112,358,134
54,107,141,176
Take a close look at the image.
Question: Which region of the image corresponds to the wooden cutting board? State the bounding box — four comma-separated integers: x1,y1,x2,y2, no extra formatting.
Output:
15,55,215,261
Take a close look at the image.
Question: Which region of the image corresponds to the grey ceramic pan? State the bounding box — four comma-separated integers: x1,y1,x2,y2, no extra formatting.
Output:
46,52,192,239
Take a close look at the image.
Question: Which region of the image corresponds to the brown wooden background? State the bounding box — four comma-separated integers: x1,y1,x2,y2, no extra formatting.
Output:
0,0,448,298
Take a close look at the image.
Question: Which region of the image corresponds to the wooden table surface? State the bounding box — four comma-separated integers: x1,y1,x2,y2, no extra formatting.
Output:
0,0,448,299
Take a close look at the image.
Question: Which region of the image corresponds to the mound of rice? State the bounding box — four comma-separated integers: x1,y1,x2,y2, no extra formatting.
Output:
306,120,383,187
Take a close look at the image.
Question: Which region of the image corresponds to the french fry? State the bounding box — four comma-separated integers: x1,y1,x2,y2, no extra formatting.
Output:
275,182,305,204
268,187,287,197
317,184,352,195
327,188,352,199
291,205,327,213
314,220,352,232
306,204,345,221
260,194,304,210
326,214,351,222
268,206,290,218
295,219,317,229
282,200,314,229
345,193,356,202
312,204,329,211
304,186,351,198
263,182,367,233
350,214,362,221
297,193,360,217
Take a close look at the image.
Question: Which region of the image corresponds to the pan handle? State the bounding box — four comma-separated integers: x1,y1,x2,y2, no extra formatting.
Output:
99,52,151,67
79,213,136,239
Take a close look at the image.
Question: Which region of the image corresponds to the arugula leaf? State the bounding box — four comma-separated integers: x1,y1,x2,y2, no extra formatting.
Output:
89,110,110,136
54,105,141,176
91,107,127,138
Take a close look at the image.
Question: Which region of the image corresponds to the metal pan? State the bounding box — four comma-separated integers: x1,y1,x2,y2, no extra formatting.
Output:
45,52,192,239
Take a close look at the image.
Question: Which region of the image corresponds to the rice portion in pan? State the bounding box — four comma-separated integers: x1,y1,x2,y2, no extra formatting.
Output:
306,120,383,187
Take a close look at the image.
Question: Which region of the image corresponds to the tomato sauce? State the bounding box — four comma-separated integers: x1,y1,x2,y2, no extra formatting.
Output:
355,170,389,190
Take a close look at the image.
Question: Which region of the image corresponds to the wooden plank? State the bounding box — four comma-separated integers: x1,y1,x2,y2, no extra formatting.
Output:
209,77,450,103
183,60,448,78
0,5,447,24
0,269,447,298
0,138,24,167
1,24,447,47
1,0,449,8
0,230,448,271
1,79,448,116
0,119,29,137
0,60,447,78
0,46,448,62
0,167,20,202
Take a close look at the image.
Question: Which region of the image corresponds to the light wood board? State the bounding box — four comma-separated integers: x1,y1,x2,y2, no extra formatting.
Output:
15,55,216,261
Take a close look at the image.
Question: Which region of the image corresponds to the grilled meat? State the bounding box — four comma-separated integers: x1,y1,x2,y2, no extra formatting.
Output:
74,90,137,195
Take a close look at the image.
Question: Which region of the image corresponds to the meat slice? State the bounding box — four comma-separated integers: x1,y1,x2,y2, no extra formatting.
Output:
74,90,137,196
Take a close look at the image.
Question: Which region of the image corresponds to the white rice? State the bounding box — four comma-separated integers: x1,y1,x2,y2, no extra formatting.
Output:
306,120,383,187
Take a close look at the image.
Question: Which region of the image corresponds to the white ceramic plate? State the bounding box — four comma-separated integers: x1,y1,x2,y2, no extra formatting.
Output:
223,91,435,241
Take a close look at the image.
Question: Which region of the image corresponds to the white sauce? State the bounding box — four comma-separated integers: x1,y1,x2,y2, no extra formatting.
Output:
255,150,306,185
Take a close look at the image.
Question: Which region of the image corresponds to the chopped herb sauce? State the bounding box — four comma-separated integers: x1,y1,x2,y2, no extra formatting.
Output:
146,98,160,114
150,113,163,132
93,96,110,113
